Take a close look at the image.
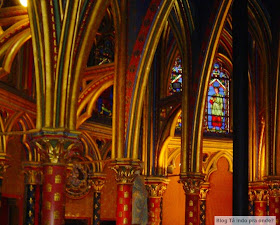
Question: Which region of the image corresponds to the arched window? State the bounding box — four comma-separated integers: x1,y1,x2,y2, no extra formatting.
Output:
204,62,230,133
169,57,182,94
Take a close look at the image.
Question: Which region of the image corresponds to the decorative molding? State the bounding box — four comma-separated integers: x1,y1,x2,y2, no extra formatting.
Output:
66,163,91,199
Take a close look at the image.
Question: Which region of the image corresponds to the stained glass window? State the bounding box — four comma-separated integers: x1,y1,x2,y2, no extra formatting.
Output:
204,62,230,133
97,86,113,117
169,57,182,94
175,113,182,133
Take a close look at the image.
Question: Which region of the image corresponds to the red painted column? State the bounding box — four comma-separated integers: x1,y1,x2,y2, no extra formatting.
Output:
145,177,168,225
42,164,66,225
252,183,268,216
116,184,133,225
147,197,161,224
267,179,280,222
180,174,204,225
111,161,140,225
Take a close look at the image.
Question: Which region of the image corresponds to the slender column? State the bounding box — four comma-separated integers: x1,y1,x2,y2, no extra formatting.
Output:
267,178,280,222
199,183,209,225
0,155,9,207
252,183,268,216
145,177,169,225
35,183,42,225
111,161,140,225
89,174,106,225
232,0,248,216
24,164,42,225
179,173,204,225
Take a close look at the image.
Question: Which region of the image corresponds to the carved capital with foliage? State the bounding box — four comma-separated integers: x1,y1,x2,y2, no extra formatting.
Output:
0,154,10,179
88,173,106,192
110,160,141,184
254,189,268,201
266,176,280,197
32,131,81,164
145,177,169,198
248,188,255,202
250,182,268,201
23,162,43,185
179,173,205,195
199,182,210,200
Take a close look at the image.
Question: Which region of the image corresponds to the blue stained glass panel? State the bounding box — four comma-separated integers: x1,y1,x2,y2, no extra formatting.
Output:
205,62,230,133
169,57,182,94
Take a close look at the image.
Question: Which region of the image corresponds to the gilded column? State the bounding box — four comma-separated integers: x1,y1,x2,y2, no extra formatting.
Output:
0,155,9,207
267,178,280,223
252,183,268,216
24,163,43,225
145,177,169,225
33,133,81,225
111,161,140,225
89,173,106,225
199,183,209,225
179,173,204,225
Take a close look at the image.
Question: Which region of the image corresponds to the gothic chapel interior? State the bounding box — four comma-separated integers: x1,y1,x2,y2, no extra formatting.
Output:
0,0,279,224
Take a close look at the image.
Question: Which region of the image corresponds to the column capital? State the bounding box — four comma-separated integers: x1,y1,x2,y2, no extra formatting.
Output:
248,188,255,202
0,153,10,179
23,162,43,185
88,173,106,192
199,182,210,200
32,130,82,164
145,176,169,198
110,159,141,184
179,172,205,194
250,182,268,201
265,176,280,196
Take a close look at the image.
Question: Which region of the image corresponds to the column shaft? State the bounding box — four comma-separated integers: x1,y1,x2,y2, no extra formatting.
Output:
147,197,161,225
42,164,66,225
254,201,267,216
185,194,199,225
93,192,101,225
269,196,280,218
25,184,36,225
116,184,133,225
34,185,42,225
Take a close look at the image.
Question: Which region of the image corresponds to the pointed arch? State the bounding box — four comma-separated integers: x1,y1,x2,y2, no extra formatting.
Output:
190,0,232,173
126,0,176,159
